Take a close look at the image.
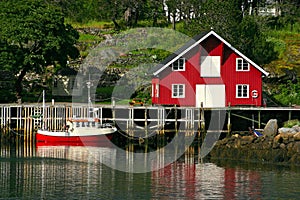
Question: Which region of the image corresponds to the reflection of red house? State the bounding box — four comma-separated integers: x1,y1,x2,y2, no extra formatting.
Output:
151,30,269,108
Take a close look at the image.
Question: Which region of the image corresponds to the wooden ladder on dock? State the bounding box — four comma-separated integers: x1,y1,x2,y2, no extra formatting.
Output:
33,107,42,129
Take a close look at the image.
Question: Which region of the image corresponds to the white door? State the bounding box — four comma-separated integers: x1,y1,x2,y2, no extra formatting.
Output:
196,84,225,108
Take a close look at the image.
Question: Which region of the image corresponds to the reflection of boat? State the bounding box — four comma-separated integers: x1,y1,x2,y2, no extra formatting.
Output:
35,137,114,147
36,78,117,145
35,143,116,164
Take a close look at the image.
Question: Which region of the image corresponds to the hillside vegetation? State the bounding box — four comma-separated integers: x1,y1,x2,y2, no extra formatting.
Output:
75,21,300,106
263,28,300,106
0,0,299,105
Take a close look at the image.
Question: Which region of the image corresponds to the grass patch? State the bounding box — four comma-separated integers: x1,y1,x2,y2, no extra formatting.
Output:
67,19,114,29
78,33,103,42
283,119,300,128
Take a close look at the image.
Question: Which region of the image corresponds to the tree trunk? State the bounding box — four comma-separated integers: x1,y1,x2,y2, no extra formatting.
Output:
152,10,157,26
172,12,176,30
112,17,121,30
134,8,138,26
15,69,27,104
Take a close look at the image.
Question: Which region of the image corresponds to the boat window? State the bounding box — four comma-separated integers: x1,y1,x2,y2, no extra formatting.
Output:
81,122,85,127
91,122,96,127
76,122,80,127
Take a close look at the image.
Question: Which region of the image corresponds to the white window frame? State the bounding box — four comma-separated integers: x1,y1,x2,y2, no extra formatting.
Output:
151,84,154,97
155,83,159,97
236,58,250,71
172,84,185,98
152,83,159,97
236,84,249,98
200,56,221,77
172,58,185,71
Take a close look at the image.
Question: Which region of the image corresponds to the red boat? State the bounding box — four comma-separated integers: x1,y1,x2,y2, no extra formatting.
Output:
36,119,117,145
36,79,117,145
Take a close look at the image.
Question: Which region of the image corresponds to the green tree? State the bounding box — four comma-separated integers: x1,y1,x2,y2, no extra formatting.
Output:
0,0,79,102
273,79,300,105
182,0,242,40
179,0,278,66
278,0,300,31
236,16,278,65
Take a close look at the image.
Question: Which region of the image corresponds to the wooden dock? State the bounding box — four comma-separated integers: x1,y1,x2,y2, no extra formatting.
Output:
0,103,299,142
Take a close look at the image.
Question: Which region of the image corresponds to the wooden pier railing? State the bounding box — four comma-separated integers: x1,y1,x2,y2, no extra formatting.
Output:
0,104,206,142
1,103,299,143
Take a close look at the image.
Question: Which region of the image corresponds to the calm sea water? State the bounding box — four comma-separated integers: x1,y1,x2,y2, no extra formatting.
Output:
0,142,299,200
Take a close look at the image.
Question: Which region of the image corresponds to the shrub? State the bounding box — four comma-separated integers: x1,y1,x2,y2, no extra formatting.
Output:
283,119,300,128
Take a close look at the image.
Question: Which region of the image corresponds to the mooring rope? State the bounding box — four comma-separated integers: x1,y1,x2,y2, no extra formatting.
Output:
2,126,25,136
117,129,157,140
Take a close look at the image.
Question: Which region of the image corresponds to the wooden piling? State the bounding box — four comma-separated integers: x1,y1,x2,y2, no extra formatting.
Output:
258,110,261,129
144,107,148,139
174,105,178,134
200,102,205,142
227,106,231,136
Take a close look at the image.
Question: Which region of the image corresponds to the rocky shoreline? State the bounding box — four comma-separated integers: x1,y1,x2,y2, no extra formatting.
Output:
209,120,300,166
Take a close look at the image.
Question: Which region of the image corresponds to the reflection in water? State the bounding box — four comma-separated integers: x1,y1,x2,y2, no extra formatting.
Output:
151,162,262,199
0,143,299,199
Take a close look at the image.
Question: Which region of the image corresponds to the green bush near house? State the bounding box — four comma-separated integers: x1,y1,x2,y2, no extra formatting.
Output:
283,119,300,128
272,79,300,106
95,86,114,102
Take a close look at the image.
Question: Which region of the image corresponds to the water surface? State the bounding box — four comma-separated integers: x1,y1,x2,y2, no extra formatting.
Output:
0,143,299,199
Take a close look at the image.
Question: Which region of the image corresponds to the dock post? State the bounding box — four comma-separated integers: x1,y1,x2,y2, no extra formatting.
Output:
197,107,200,136
128,107,134,137
258,110,261,129
144,106,148,140
126,120,129,134
157,107,165,135
29,113,33,143
200,102,205,140
24,107,27,141
227,104,231,136
288,109,292,121
175,105,178,134
28,107,32,142
162,107,165,135
111,97,116,126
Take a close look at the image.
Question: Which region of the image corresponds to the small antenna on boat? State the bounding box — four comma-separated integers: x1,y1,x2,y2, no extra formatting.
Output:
87,74,93,118
87,74,91,106
42,90,45,130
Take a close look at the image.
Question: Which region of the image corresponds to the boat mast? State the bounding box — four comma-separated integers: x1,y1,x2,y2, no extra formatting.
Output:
87,74,92,119
42,90,45,130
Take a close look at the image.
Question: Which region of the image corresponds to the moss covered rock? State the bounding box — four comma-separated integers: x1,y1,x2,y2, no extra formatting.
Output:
209,134,300,166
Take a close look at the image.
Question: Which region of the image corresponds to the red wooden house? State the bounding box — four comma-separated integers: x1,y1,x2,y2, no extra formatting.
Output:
151,30,269,108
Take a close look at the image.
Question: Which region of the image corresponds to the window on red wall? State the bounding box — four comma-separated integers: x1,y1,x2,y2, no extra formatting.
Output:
200,56,221,77
152,83,159,97
172,84,185,98
236,58,250,71
236,84,249,98
172,58,185,71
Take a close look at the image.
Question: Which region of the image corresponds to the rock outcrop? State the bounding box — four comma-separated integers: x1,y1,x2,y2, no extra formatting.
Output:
209,124,300,166
263,119,278,137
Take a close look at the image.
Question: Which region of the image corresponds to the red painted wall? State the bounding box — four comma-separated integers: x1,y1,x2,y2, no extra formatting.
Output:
152,35,263,107
222,45,263,106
